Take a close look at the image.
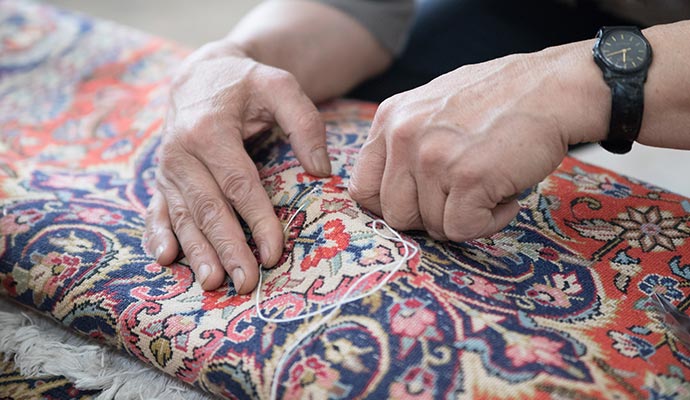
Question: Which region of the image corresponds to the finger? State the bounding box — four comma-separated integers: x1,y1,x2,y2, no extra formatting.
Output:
144,189,179,265
163,181,227,291
416,176,448,241
380,166,423,231
348,118,387,216
443,189,520,242
166,155,260,295
261,72,330,177
201,137,284,268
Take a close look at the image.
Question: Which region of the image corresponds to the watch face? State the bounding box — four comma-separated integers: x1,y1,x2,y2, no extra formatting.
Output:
599,30,650,72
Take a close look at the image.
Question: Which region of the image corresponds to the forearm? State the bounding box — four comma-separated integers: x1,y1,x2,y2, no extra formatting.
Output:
225,0,392,102
555,20,690,149
637,20,690,149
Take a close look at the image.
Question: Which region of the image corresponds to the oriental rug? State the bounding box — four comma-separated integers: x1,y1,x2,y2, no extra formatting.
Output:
1,1,689,399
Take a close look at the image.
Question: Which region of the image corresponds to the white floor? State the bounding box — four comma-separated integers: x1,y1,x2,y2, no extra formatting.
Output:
42,0,260,48
42,0,690,198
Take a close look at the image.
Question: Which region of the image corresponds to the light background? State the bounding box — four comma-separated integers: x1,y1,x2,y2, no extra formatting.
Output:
42,0,690,197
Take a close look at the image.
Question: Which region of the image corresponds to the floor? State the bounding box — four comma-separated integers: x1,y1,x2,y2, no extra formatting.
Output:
42,0,260,48
42,0,690,198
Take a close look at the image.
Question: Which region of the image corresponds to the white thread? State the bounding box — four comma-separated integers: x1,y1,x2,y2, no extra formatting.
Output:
254,187,419,400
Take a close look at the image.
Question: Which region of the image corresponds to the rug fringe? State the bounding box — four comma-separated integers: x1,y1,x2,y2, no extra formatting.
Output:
0,300,215,400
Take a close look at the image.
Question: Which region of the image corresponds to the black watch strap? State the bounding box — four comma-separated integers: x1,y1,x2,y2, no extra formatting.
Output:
599,77,644,154
593,26,652,154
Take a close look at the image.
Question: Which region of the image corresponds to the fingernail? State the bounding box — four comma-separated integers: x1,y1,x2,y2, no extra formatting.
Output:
259,243,271,266
197,263,211,286
232,268,245,294
155,244,165,260
311,148,331,176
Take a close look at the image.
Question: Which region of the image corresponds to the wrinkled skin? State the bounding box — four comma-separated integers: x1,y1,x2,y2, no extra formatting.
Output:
349,51,579,242
145,14,690,294
145,41,330,294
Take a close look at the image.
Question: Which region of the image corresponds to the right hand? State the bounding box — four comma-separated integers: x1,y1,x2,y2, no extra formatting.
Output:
144,40,331,294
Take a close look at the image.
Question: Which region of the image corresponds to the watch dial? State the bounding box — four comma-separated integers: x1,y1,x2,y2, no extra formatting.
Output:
600,30,649,71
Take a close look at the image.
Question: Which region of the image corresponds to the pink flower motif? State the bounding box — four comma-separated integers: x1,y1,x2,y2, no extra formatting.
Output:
389,367,436,400
0,209,44,235
526,283,571,307
452,272,499,297
285,355,346,399
163,315,196,338
0,214,29,234
359,245,393,266
506,335,566,368
77,207,123,225
390,299,440,339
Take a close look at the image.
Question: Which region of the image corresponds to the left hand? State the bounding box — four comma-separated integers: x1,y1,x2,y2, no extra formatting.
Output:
348,42,609,241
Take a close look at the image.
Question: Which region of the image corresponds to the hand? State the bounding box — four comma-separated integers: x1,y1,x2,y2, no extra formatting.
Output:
349,42,609,242
145,40,331,293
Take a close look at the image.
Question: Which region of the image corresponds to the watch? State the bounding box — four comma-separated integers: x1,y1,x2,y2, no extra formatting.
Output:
592,26,652,154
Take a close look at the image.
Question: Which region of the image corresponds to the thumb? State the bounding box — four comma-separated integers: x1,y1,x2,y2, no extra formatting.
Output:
348,120,386,216
263,71,330,177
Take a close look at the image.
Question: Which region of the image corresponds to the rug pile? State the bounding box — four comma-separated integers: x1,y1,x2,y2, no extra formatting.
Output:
1,0,689,399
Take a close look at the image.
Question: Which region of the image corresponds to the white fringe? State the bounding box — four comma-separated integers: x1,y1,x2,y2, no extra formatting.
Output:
0,298,216,400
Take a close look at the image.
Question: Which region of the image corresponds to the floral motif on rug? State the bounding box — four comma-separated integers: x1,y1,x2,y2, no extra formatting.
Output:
1,1,689,399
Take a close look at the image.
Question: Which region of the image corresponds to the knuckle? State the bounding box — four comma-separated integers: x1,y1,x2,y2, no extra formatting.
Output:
256,68,296,92
170,204,192,233
186,241,211,260
376,96,398,120
348,178,374,205
388,118,415,146
294,109,323,138
220,170,255,206
382,205,418,231
250,215,282,241
158,141,185,174
172,128,203,154
453,164,483,188
417,140,445,171
215,240,239,265
191,194,224,233
444,217,482,243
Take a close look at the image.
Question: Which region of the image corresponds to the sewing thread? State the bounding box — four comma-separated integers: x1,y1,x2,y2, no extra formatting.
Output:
254,188,419,400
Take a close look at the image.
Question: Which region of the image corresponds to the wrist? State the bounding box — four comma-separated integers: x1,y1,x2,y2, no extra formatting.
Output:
635,21,690,148
538,40,611,146
551,21,690,149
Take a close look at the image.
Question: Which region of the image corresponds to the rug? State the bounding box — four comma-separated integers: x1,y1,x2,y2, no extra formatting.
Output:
1,0,689,399
0,298,213,400
0,355,96,400
1,353,98,400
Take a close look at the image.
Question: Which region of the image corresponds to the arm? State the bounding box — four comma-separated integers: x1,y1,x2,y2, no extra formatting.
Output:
349,20,690,242
227,0,397,101
144,0,412,294
566,21,690,149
